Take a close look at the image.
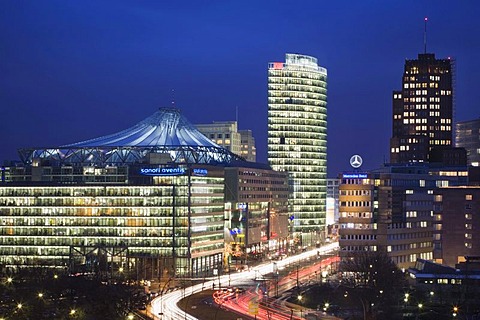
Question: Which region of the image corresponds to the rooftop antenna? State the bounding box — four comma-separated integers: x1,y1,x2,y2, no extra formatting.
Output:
424,17,428,54
171,89,175,107
235,106,238,123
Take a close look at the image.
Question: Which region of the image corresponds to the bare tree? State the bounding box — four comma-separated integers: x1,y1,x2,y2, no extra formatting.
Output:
339,251,406,320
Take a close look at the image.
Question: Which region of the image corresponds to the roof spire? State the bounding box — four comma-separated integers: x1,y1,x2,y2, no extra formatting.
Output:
171,89,176,107
424,17,428,54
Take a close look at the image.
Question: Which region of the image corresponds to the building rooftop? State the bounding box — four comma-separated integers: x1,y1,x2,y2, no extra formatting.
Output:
18,107,247,166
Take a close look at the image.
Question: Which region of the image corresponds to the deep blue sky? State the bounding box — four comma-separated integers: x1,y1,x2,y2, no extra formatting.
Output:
1,1,479,177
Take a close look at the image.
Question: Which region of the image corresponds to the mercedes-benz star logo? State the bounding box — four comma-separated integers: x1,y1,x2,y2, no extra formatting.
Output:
350,155,363,168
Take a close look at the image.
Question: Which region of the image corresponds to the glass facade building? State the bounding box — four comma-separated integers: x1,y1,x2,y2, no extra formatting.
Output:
455,118,480,167
267,53,328,244
0,164,225,277
0,108,289,279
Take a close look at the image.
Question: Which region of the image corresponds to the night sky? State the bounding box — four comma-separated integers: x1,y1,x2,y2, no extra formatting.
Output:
1,1,479,177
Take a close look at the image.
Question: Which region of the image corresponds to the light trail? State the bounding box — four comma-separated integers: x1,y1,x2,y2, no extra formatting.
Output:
151,242,339,320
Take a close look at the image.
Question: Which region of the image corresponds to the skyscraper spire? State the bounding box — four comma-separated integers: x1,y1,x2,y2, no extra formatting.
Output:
424,17,428,54
171,89,176,106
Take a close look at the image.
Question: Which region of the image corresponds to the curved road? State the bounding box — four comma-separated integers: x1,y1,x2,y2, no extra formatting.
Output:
151,242,339,320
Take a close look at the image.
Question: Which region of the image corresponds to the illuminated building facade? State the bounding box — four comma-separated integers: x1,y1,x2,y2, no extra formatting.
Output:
390,53,453,164
339,165,468,269
455,118,480,167
433,186,480,266
326,179,340,225
267,53,328,245
239,129,256,162
0,164,225,278
196,121,242,157
0,108,284,278
224,167,289,264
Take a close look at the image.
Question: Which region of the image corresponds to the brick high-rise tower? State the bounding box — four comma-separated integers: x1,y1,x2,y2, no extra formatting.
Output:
390,53,453,164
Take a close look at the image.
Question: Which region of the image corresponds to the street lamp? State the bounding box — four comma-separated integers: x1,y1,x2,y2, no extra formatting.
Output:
297,295,304,318
453,306,458,317
6,277,12,283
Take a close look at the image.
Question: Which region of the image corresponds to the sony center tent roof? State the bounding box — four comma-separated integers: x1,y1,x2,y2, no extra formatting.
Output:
19,107,245,165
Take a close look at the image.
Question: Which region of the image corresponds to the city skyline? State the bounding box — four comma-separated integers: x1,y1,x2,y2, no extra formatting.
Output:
1,1,479,176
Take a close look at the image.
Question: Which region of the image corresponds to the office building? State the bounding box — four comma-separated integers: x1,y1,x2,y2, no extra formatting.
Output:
239,129,256,162
433,186,480,266
224,167,289,264
390,53,453,164
326,179,340,238
0,108,288,277
196,121,242,156
339,164,468,270
408,258,480,300
267,53,328,246
456,118,480,167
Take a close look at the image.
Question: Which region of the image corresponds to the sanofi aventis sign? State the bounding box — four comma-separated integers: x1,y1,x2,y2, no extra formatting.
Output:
140,167,185,176
139,167,208,176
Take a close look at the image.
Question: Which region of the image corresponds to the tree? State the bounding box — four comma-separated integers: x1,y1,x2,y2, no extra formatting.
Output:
339,251,407,320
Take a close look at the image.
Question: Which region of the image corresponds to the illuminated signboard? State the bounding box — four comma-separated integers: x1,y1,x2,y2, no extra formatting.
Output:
139,167,185,176
273,62,284,69
230,228,242,235
192,168,208,176
350,155,363,168
342,173,368,179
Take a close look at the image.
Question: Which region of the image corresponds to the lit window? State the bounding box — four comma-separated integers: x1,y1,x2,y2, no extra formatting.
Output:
466,194,472,201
